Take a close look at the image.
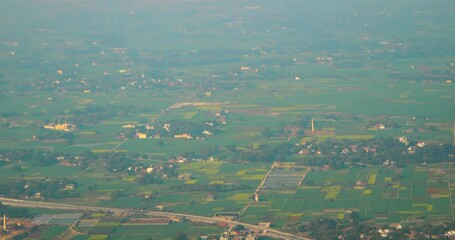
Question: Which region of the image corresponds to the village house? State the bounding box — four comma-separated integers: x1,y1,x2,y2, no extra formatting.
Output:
389,223,402,229
258,222,271,228
383,159,394,166
378,228,390,238
417,141,425,148
399,136,409,145
177,173,192,181
206,193,216,201
172,216,187,223
169,156,187,163
240,66,250,71
354,180,367,189
174,134,192,139
64,184,75,190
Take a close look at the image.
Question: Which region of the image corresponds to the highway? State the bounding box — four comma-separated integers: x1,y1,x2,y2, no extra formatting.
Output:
0,197,311,240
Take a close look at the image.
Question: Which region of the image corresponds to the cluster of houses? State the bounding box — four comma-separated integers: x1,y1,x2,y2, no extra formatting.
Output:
43,122,76,132
376,225,455,239
315,56,334,63
297,135,429,158
297,142,378,156
398,136,426,154
218,222,272,240
124,163,176,180
219,232,258,240
119,110,228,140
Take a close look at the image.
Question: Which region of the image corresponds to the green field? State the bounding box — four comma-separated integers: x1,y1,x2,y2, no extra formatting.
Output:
1,0,455,239
239,163,455,227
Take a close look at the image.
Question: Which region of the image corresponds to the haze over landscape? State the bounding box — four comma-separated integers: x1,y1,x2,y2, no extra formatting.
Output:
0,1,454,239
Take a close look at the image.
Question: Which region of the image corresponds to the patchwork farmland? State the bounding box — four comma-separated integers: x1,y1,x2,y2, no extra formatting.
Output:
1,0,455,239
238,162,455,228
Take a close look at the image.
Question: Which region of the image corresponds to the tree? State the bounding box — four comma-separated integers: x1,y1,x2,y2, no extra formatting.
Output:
347,211,360,221
232,225,245,231
298,224,307,232
226,144,237,152
111,190,126,200
12,165,22,172
138,174,157,185
0,202,6,215
173,232,188,240
261,127,274,138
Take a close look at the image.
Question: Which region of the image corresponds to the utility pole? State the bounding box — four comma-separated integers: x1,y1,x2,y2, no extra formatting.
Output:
311,117,315,133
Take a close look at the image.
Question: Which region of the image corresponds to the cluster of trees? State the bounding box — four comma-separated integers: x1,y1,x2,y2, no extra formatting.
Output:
0,178,79,199
261,117,309,139
138,174,161,185
0,202,29,218
174,137,453,169
35,131,76,145
122,119,221,139
365,120,402,129
299,215,455,240
298,138,454,168
0,150,101,169
69,104,134,125
179,142,295,163
43,104,136,127
0,149,58,166
238,143,294,162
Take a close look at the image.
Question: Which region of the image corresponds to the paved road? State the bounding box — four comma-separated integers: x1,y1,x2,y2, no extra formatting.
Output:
0,197,311,240
111,138,128,152
239,162,278,216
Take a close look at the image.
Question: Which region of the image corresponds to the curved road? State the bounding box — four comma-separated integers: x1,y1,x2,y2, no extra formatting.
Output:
0,197,311,240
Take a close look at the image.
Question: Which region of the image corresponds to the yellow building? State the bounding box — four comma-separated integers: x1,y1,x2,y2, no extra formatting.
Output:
43,123,76,132
137,133,147,139
43,125,55,130
174,134,192,139
54,123,69,131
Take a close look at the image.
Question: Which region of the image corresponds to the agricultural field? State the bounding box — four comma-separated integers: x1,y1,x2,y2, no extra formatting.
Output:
0,161,270,217
240,163,455,227
0,76,453,156
0,1,454,156
68,215,224,240
0,0,455,239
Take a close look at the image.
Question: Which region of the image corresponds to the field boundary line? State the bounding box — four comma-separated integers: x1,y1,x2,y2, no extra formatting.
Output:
111,138,128,152
239,162,278,217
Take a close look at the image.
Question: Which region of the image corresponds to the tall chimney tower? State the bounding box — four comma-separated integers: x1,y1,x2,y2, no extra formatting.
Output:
311,117,315,133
